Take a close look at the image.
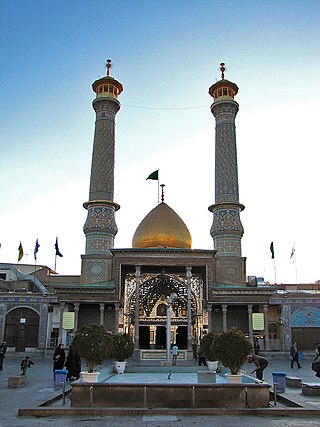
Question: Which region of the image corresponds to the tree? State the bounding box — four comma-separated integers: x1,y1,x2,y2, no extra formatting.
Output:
211,328,253,375
72,324,113,373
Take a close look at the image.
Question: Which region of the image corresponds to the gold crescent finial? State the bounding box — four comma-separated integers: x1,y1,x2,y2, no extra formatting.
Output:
220,62,225,79
106,59,112,76
160,184,165,202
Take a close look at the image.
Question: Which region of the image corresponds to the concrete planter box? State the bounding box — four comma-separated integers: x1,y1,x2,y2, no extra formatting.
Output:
71,382,270,408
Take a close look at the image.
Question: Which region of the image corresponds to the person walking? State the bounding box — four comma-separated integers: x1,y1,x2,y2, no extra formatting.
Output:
171,344,179,366
312,343,320,378
253,337,260,355
53,343,65,378
247,354,269,380
290,342,302,369
20,355,34,375
198,347,207,366
65,345,81,380
0,341,7,371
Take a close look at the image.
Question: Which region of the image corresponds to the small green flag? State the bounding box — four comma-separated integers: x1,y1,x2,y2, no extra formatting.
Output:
146,170,159,180
18,242,23,261
270,242,275,259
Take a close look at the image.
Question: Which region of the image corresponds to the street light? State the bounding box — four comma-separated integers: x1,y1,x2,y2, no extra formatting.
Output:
166,292,177,363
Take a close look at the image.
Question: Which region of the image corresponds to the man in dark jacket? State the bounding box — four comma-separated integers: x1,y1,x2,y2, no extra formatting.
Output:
0,341,7,371
290,342,302,369
247,354,269,380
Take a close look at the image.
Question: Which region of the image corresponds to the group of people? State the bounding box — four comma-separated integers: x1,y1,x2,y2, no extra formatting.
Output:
53,343,81,381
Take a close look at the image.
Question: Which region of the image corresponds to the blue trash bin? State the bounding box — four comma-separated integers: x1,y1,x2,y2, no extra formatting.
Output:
55,369,68,388
272,372,286,393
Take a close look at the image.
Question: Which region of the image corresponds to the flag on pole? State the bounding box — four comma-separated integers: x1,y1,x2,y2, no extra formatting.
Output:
270,241,275,259
34,239,40,261
146,170,159,180
18,242,24,261
55,237,63,257
290,245,295,260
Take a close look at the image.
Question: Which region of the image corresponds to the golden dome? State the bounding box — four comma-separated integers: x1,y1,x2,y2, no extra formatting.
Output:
132,202,192,249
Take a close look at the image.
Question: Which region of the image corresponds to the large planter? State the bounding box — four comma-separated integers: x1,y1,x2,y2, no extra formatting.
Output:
207,360,218,372
114,361,127,374
226,373,243,383
81,371,100,383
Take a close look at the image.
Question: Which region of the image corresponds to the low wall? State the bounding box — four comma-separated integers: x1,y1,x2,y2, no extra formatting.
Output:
71,382,270,408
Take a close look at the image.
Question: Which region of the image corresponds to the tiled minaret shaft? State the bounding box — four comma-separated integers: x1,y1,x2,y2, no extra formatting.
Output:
81,60,123,283
208,63,246,284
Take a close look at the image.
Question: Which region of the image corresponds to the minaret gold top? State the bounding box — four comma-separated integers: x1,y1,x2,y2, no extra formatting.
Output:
208,62,238,101
92,58,123,100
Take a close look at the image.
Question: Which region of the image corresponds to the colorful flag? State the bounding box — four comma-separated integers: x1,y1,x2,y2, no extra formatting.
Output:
34,239,40,261
55,237,63,257
18,242,24,261
146,170,159,180
290,245,295,259
270,242,275,259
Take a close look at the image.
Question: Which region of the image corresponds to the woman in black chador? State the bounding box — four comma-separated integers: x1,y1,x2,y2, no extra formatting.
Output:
65,346,81,380
53,343,65,377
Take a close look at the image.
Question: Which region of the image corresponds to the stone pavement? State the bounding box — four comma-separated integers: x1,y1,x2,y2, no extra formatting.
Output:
0,353,320,427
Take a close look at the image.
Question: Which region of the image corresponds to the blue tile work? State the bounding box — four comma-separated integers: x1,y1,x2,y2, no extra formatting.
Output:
291,306,320,327
39,304,48,348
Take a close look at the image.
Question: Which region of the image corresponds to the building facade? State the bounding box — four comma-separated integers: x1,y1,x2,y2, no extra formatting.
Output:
1,62,319,355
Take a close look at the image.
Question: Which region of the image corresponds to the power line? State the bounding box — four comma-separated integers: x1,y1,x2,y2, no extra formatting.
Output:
122,103,207,111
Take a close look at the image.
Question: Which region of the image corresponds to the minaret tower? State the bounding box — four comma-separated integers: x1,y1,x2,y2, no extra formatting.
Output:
208,63,246,284
81,59,123,283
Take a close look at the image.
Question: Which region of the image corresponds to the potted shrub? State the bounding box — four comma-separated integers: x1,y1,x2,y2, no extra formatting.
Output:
199,333,218,371
72,324,113,382
112,333,134,374
211,327,253,383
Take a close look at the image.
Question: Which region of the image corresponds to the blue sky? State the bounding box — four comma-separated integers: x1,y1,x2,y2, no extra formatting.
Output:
1,0,320,283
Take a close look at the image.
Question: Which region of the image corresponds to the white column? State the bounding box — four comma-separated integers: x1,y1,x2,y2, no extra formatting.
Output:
114,303,120,334
134,266,141,349
222,304,227,332
186,266,192,351
99,303,105,326
74,302,80,332
58,302,65,344
263,304,269,350
207,303,213,333
248,304,253,341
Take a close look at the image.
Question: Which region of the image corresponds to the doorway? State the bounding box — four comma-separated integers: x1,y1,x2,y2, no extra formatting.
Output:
156,326,166,349
5,307,39,351
139,326,150,349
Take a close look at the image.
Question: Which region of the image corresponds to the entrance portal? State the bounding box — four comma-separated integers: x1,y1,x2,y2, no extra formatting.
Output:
139,326,150,349
156,326,166,349
5,307,39,351
176,325,187,349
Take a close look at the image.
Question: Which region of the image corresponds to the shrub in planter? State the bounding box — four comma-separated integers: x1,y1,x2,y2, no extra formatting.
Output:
72,324,113,373
112,333,134,362
200,332,217,361
211,327,253,375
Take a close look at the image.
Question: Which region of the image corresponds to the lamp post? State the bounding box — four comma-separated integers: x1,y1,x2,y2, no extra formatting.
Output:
166,293,177,363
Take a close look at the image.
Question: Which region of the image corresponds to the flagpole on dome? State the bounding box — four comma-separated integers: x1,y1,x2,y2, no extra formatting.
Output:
146,169,160,204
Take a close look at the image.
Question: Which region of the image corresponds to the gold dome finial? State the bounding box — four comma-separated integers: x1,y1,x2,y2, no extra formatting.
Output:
160,184,165,202
106,59,112,76
220,62,225,79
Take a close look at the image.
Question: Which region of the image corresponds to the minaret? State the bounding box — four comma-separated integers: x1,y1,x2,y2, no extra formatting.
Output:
81,59,123,283
208,63,246,284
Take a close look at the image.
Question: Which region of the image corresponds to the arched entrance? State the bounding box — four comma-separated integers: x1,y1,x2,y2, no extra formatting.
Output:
5,307,39,351
123,271,204,350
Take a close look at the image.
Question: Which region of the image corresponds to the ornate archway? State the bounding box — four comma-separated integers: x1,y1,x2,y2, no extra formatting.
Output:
121,272,204,349
5,307,39,351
